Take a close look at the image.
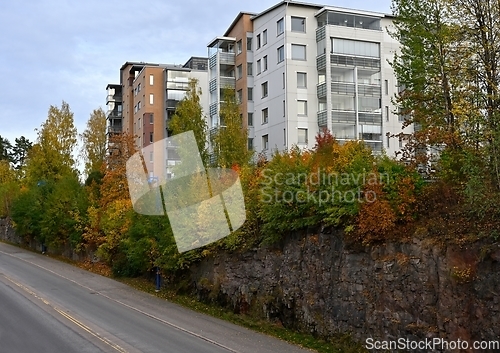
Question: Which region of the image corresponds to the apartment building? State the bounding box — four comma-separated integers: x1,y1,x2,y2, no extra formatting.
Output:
207,1,412,157
106,60,209,149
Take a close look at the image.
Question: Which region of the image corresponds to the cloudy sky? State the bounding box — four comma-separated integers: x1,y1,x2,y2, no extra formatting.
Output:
0,0,391,148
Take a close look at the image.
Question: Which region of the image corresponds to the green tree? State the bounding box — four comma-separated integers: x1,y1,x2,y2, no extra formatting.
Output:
11,136,32,171
390,0,462,172
0,135,13,163
80,108,107,178
210,88,252,168
169,79,209,165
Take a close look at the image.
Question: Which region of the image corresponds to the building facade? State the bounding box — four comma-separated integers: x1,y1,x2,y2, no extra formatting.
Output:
208,1,412,157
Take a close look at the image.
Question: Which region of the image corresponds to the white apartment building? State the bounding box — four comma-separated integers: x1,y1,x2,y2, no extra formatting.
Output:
208,1,412,158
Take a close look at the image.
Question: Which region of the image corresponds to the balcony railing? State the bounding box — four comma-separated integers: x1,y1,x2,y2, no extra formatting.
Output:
330,55,380,70
106,94,122,104
209,78,217,92
317,53,326,71
209,102,218,116
359,112,382,125
317,82,326,99
317,110,327,127
357,84,381,97
209,52,236,68
219,76,235,88
331,82,355,95
108,125,122,133
166,99,179,109
332,110,356,124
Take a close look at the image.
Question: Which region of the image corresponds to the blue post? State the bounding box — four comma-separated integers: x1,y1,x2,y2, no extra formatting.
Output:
155,266,161,292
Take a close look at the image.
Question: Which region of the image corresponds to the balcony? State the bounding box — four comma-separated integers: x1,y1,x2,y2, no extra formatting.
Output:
106,94,122,104
219,76,235,88
317,53,326,71
357,84,381,97
331,110,356,124
209,52,235,69
166,99,179,110
108,125,122,134
359,112,382,125
317,82,326,99
317,110,327,127
330,55,380,70
209,102,218,117
364,141,383,153
107,111,122,120
331,82,355,95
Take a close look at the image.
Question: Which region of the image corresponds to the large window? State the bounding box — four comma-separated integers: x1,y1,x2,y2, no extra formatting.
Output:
261,82,268,98
149,93,154,105
263,55,268,71
291,17,306,32
277,18,284,36
277,46,284,63
298,128,308,144
248,87,253,101
247,62,253,76
257,34,261,49
149,74,154,85
237,40,242,54
262,108,268,124
237,89,243,103
257,59,261,75
297,72,307,88
263,29,268,46
248,112,253,126
332,38,380,58
247,37,252,51
291,44,306,60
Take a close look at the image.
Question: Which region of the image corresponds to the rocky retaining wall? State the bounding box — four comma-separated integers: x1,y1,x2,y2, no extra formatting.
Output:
187,229,500,349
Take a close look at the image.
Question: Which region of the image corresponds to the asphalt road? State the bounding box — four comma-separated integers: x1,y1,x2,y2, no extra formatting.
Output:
0,242,312,353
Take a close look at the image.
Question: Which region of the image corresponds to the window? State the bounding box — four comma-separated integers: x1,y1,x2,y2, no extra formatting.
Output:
237,64,243,80
149,113,154,124
283,129,286,145
248,112,253,126
384,80,389,95
277,18,284,36
150,132,154,143
248,87,253,101
247,62,253,76
149,93,154,105
261,82,268,98
138,101,142,110
291,17,306,32
247,37,252,51
262,108,268,124
399,137,404,148
150,74,154,85
298,128,308,144
257,59,262,75
298,100,307,115
262,134,269,150
292,44,306,60
257,34,261,49
248,138,254,150
138,83,141,92
237,89,243,103
283,100,285,116
332,38,380,58
387,135,390,148
297,72,307,88
149,151,153,162
263,55,268,71
237,40,242,54
385,106,389,121
263,30,268,46
277,46,284,63
283,72,285,88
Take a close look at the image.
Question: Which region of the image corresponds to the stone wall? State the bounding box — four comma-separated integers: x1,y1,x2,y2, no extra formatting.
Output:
186,229,500,348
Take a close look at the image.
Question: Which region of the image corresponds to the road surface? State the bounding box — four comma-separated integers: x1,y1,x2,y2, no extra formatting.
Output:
0,242,312,353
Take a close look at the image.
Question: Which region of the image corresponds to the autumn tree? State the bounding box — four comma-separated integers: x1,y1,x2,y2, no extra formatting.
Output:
210,88,252,168
25,101,78,183
80,108,107,178
169,79,209,166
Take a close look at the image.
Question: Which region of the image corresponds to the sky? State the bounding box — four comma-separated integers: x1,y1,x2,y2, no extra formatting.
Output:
0,0,392,150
